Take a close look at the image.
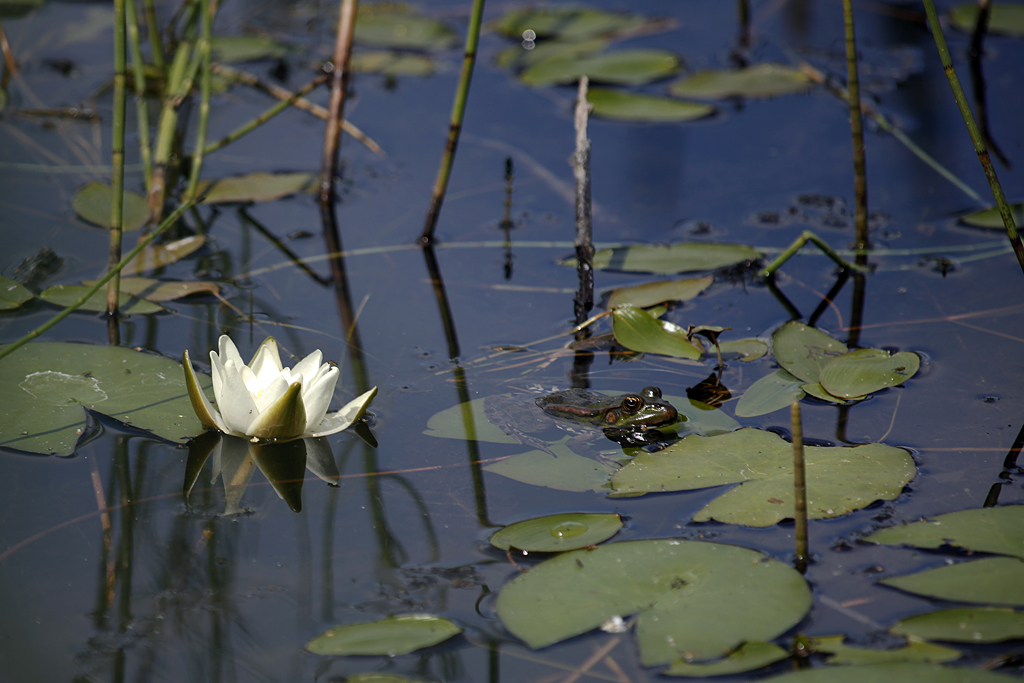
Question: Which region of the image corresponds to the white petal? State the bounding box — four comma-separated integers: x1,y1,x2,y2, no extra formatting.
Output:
182,349,229,434
291,349,324,384
254,375,290,413
239,363,261,398
217,335,246,370
219,359,260,435
248,337,284,390
301,365,339,433
309,387,377,437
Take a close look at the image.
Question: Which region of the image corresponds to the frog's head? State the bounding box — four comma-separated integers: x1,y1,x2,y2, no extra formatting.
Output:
601,386,678,429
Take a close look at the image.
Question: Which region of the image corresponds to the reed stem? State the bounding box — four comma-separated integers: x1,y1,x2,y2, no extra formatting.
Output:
842,0,869,249
141,0,165,72
185,0,212,201
572,77,594,327
759,230,870,277
125,0,153,190
107,0,128,334
319,0,358,203
792,402,808,573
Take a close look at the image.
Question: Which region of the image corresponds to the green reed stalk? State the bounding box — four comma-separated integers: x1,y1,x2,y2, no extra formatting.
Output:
141,0,164,72
107,0,128,326
759,230,870,277
420,0,487,244
185,0,212,201
842,0,869,249
921,0,1024,275
125,0,153,189
792,402,808,574
0,201,197,362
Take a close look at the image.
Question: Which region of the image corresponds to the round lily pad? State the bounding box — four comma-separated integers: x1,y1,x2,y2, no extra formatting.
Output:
354,12,457,50
306,614,461,656
668,63,813,100
72,182,151,232
866,506,1024,559
880,557,1024,606
892,607,1024,643
490,513,623,552
495,539,811,666
587,88,716,123
198,172,314,204
487,8,651,41
520,49,681,87
819,348,919,399
0,276,33,309
773,321,848,384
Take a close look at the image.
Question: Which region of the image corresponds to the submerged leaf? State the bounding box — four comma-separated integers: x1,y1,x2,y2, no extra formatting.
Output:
484,439,617,493
587,88,715,122
866,506,1024,559
199,172,314,204
663,641,789,677
772,321,848,384
490,513,622,552
577,242,760,274
950,3,1024,37
0,276,33,309
668,63,813,99
306,614,461,656
611,304,703,359
72,182,151,232
880,557,1024,606
893,607,1024,643
520,49,680,87
819,348,919,399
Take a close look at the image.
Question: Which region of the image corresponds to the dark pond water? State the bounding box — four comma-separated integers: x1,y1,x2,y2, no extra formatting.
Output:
2,0,1024,681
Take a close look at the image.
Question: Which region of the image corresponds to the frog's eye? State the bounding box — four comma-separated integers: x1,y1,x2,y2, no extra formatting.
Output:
622,395,643,413
641,386,662,399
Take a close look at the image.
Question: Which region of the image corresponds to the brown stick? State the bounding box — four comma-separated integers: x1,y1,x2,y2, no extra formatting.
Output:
0,18,18,75
572,77,594,327
319,0,359,204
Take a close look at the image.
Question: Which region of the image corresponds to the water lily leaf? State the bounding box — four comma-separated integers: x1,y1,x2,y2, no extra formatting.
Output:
210,35,289,62
355,12,457,50
490,513,623,552
520,49,680,87
735,369,805,417
123,235,206,274
663,641,789,677
865,506,1024,559
574,243,761,274
807,636,961,665
950,3,1024,37
773,321,848,384
668,64,813,100
606,276,713,309
0,276,33,309
495,539,811,666
423,396,520,444
72,182,151,232
84,277,219,301
587,88,715,122
346,676,422,683
484,440,616,492
0,342,211,456
880,557,1024,606
610,428,916,527
893,607,1024,643
819,348,919,399
496,38,607,70
351,50,434,76
39,284,164,314
488,8,651,41
959,202,1024,229
199,172,314,204
611,304,703,359
306,614,461,656
718,339,768,362
802,381,857,403
762,662,1019,683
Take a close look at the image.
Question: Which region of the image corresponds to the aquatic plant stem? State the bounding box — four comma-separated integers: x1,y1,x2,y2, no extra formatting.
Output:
572,77,594,327
920,0,1024,275
185,0,212,201
0,201,196,362
842,0,869,249
107,0,128,341
419,0,486,245
792,402,808,574
141,0,165,72
319,0,358,204
0,18,17,74
124,0,153,190
968,0,1008,166
759,230,870,277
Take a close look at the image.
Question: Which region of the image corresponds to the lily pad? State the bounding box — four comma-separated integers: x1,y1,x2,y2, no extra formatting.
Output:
959,202,1024,229
306,614,461,656
0,342,211,456
488,8,652,41
611,304,702,359
819,348,919,399
606,276,713,309
718,339,768,362
866,506,1024,559
210,35,289,62
773,321,848,384
485,438,618,492
663,641,789,677
199,172,314,204
762,662,1019,682
879,557,1024,606
72,182,151,232
802,381,856,404
351,50,434,76
355,12,457,50
587,88,715,123
893,607,1024,643
806,635,961,665
123,235,206,274
490,513,623,552
668,64,813,100
495,539,811,666
735,369,805,417
520,49,680,87
496,38,607,70
574,242,761,274
39,284,164,314
0,276,33,309
950,3,1024,37
82,276,220,302
610,428,916,527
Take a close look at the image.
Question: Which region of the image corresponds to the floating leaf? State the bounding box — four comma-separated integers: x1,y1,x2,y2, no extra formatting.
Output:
866,506,1024,559
819,348,919,399
950,3,1024,37
484,437,617,492
668,63,813,99
351,50,434,76
611,304,702,359
893,608,1024,643
574,243,761,274
802,381,856,404
606,276,712,309
488,8,651,41
807,635,961,665
735,369,805,417
718,339,768,362
199,172,314,204
490,513,622,552
82,277,220,302
306,614,461,656
355,12,457,50
123,235,206,274
520,49,680,87
0,342,211,456
496,539,811,666
72,182,151,232
587,88,715,123
210,35,289,62
773,321,848,384
663,641,789,677
762,662,1018,682
496,38,607,70
611,428,915,527
39,284,164,314
880,557,1024,606
959,202,1024,229
0,276,33,309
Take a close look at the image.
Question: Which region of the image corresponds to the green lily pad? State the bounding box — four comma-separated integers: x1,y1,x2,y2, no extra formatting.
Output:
123,235,205,275
606,276,713,309
762,662,1019,683
496,38,607,70
306,614,462,656
663,641,789,676
210,35,289,62
82,276,220,302
879,557,1024,606
959,202,1024,229
802,381,857,404
587,88,716,123
496,539,811,666
610,428,916,527
572,243,761,275
520,49,680,87
893,608,1024,643
198,172,315,204
484,438,617,492
488,8,652,41
735,369,806,417
351,50,434,76
950,3,1024,37
866,506,1024,559
0,276,33,309
806,635,961,665
611,304,702,359
668,63,813,100
819,348,919,399
490,513,623,552
39,284,164,314
0,342,211,456
72,182,151,232
718,339,768,362
355,12,457,50
773,321,848,384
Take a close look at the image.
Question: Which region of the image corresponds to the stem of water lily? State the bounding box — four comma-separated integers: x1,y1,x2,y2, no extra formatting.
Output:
758,230,870,277
792,402,808,573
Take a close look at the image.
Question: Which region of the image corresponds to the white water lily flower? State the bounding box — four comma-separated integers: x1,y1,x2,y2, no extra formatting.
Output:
183,335,376,442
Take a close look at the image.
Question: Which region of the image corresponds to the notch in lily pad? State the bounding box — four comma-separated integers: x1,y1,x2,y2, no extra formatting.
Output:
490,513,622,552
